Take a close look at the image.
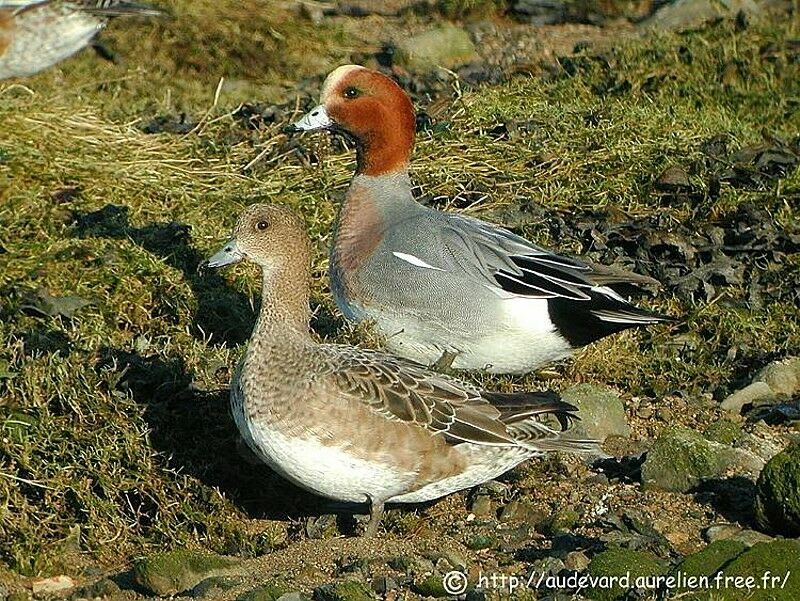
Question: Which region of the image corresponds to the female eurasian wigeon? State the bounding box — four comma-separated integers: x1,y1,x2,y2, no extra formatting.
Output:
206,203,599,535
287,65,673,374
0,0,162,80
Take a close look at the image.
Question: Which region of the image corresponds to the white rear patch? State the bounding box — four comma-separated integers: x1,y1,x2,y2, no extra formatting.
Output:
392,251,444,271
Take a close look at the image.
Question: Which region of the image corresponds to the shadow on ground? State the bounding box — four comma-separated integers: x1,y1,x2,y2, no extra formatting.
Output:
693,476,758,526
72,204,254,347
96,347,348,524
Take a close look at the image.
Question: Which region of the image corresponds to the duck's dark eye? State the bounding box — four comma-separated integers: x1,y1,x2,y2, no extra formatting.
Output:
256,220,269,231
343,86,360,99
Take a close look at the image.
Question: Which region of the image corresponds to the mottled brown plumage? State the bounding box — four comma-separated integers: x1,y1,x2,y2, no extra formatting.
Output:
206,203,599,536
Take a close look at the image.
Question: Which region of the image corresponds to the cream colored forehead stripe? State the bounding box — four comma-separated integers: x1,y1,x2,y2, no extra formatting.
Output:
321,64,364,102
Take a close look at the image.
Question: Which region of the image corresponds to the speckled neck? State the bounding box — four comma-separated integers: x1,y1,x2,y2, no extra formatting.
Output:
250,256,312,351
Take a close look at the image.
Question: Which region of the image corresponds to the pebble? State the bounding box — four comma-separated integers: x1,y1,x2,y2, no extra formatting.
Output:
721,357,800,413
31,576,75,596
468,494,495,517
370,576,398,595
564,550,591,572
561,384,631,440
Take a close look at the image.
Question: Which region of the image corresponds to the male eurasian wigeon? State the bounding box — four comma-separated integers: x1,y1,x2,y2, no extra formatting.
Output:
287,65,673,374
205,203,599,535
0,0,162,80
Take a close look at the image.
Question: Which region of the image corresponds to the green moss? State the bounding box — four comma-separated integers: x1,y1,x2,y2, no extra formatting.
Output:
713,540,800,600
587,548,668,601
313,581,375,601
133,550,240,596
641,427,735,492
412,575,450,597
536,509,581,536
672,539,748,582
703,420,744,445
754,441,800,536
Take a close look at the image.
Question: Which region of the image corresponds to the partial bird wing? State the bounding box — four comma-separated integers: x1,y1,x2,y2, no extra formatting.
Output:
71,0,163,17
2,0,162,16
315,344,576,449
439,211,656,302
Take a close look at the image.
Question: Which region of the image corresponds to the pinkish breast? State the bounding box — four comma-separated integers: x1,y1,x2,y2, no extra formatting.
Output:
330,184,385,298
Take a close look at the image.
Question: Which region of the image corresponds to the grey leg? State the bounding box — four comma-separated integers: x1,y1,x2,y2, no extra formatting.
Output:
364,496,384,537
432,350,459,372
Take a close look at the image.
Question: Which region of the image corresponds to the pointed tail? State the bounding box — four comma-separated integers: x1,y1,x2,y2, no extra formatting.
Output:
482,390,604,455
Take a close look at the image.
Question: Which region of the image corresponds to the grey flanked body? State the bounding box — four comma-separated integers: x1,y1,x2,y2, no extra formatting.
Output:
207,203,599,535
0,0,161,80
288,65,674,375
330,173,664,374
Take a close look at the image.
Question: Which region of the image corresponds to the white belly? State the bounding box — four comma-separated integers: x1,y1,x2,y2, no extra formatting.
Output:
236,407,414,504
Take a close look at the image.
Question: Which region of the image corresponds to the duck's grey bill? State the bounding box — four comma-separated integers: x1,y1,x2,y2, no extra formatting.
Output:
291,105,333,131
206,240,243,268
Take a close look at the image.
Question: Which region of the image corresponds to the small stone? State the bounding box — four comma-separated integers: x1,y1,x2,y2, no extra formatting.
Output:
702,419,744,445
192,577,240,598
704,523,743,543
639,0,760,32
641,427,738,492
466,534,496,550
237,581,290,601
313,581,374,601
412,575,449,598
277,595,310,601
468,494,494,517
721,357,800,413
439,550,468,571
729,529,774,546
721,381,776,413
656,408,673,422
754,441,800,536
511,0,567,25
32,576,75,595
531,556,565,576
536,509,580,536
133,550,240,596
74,578,120,599
396,25,477,70
636,405,654,419
561,384,631,441
564,551,590,572
498,500,541,523
654,166,692,191
370,576,397,595
756,357,800,397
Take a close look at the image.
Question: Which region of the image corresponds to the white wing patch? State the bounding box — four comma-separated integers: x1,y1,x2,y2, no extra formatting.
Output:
392,252,445,271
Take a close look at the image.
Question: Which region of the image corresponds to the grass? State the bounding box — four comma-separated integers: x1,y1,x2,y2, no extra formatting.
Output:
0,1,798,579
